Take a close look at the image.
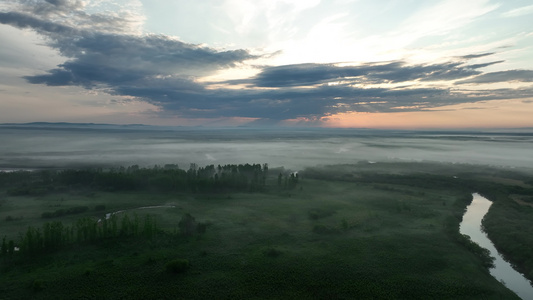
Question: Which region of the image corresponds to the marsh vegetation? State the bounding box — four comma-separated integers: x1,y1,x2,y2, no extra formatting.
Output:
1,161,532,298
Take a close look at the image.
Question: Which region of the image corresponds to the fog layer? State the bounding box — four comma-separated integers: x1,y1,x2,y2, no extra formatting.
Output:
1,124,532,170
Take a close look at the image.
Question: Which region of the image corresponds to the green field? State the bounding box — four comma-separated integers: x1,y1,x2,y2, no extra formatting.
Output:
1,162,532,299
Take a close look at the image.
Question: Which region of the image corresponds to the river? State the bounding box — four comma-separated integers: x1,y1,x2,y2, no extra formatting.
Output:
459,193,533,299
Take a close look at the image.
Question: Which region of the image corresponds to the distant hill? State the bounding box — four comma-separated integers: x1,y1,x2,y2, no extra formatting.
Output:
1,122,532,134
0,122,171,131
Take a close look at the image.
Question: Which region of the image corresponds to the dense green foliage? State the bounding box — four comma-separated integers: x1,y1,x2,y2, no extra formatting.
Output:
1,162,531,299
1,163,272,194
7,213,158,259
303,163,533,285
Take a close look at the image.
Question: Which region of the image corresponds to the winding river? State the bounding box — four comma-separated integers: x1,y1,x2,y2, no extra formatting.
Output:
459,193,533,299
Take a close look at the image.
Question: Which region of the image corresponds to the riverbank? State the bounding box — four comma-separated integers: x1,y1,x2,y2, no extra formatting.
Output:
480,187,533,285
461,193,533,299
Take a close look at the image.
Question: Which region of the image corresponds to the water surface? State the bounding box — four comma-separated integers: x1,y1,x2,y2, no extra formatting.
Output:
460,193,533,299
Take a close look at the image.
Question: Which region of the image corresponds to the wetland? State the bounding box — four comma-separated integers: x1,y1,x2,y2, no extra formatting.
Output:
1,125,533,299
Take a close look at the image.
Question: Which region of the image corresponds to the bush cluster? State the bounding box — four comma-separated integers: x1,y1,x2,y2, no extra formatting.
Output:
41,206,89,219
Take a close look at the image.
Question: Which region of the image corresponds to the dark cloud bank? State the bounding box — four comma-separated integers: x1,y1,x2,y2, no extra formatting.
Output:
1,0,533,123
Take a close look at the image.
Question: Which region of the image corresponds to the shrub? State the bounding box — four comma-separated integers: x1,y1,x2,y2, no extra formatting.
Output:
179,213,197,236
5,215,14,222
308,208,335,220
341,218,348,230
66,206,89,214
166,259,189,274
312,224,339,234
456,234,495,268
52,209,66,217
41,206,89,218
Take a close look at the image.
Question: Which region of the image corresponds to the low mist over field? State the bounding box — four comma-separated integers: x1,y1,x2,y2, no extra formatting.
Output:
1,123,532,170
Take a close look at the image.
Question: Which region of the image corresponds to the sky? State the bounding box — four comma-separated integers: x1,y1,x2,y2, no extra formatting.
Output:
1,0,533,129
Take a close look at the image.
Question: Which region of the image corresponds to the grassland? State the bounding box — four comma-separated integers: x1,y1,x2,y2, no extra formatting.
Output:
1,162,531,299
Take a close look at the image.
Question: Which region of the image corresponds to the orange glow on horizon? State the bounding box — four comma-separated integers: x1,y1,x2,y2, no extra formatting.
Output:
321,99,533,129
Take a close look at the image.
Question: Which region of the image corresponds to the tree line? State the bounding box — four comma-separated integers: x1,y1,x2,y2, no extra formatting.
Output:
1,213,157,260
2,163,272,194
0,211,212,261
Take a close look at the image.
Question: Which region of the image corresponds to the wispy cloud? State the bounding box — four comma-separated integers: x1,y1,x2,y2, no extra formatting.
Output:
386,0,498,49
238,60,503,88
459,52,495,59
457,70,533,84
502,4,533,18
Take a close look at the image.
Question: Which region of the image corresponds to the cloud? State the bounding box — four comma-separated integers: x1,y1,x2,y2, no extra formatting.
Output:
390,0,498,48
0,11,78,35
502,4,533,18
0,10,257,84
235,60,500,88
2,0,533,124
22,32,256,84
459,52,495,59
457,70,533,84
34,0,85,14
10,0,144,34
465,61,504,69
140,83,451,120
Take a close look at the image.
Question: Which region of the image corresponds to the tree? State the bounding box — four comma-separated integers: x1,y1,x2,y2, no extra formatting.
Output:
1,236,7,257
120,214,132,237
143,214,157,239
262,163,268,185
179,213,197,236
7,240,15,257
